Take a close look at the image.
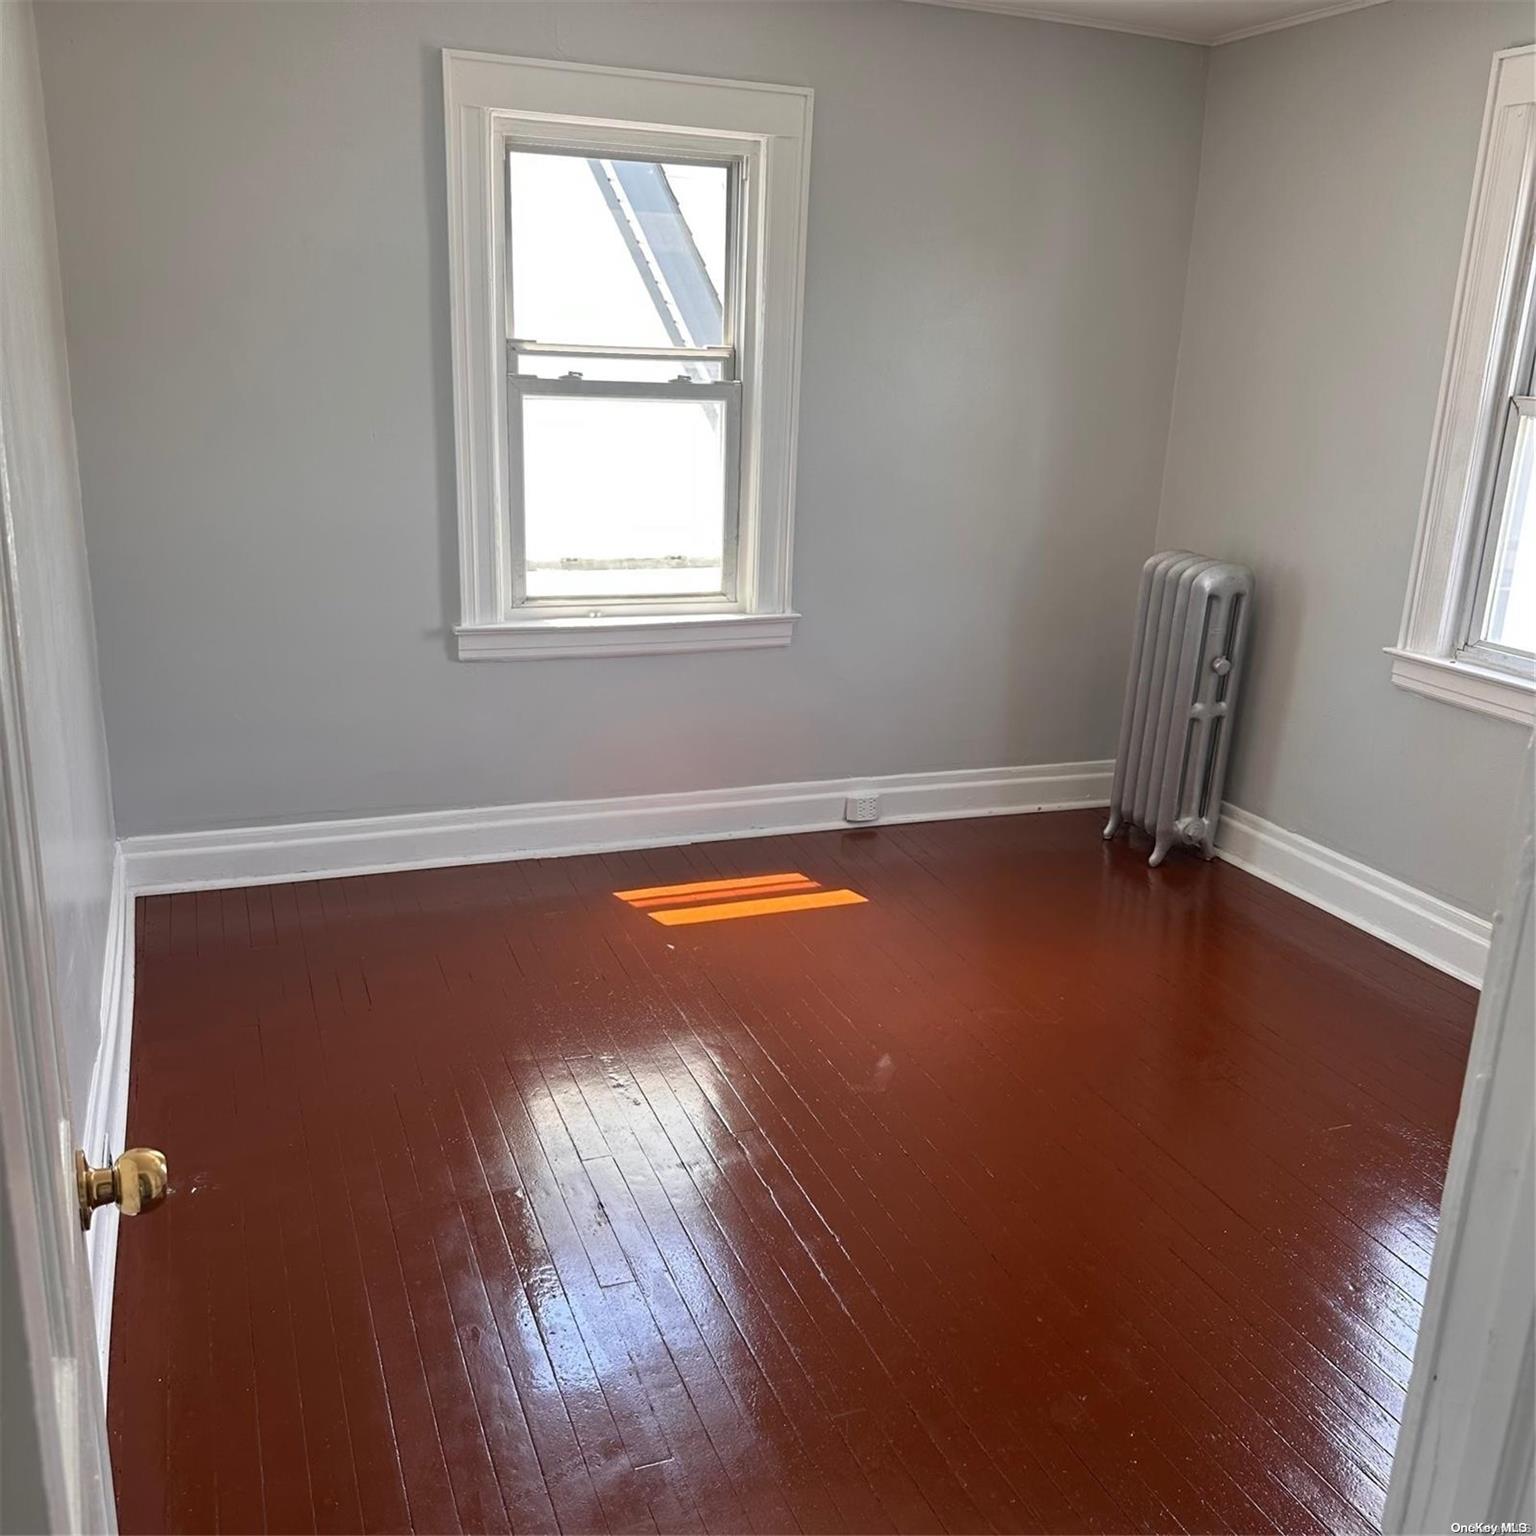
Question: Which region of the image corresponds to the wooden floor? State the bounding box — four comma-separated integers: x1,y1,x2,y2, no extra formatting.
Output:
109,811,1477,1536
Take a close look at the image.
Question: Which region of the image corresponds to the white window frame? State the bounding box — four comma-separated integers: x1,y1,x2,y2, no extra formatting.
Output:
443,50,812,661
1390,45,1536,725
503,131,746,619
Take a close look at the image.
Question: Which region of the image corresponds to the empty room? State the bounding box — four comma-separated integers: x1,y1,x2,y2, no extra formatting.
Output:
2,0,1533,1533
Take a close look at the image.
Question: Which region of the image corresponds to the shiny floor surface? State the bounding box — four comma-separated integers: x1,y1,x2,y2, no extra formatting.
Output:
110,812,1477,1535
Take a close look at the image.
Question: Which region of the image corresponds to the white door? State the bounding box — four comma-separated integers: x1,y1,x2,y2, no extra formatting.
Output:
1384,742,1536,1532
0,295,117,1536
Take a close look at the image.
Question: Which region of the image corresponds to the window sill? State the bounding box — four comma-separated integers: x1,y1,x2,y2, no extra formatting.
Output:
456,611,799,661
1386,647,1535,726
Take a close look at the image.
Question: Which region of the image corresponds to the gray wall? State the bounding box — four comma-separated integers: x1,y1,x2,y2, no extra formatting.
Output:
1,0,116,1123
34,0,1208,836
1158,0,1534,918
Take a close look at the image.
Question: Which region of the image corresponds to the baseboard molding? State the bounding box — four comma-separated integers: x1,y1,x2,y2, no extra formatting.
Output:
1214,803,1491,988
119,760,1115,893
80,848,135,1390
90,769,1485,1394
116,767,1491,989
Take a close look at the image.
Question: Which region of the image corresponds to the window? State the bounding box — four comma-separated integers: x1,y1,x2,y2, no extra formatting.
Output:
444,52,812,660
1392,45,1536,724
509,149,737,607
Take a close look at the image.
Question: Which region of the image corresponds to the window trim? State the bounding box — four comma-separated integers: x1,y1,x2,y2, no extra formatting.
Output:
1391,45,1536,725
443,50,812,661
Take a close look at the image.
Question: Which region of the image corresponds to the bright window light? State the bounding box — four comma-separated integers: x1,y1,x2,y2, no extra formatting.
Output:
521,395,728,599
1479,399,1536,656
508,153,728,351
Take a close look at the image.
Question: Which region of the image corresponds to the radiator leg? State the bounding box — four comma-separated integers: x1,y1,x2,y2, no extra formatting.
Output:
1149,833,1175,867
1103,811,1123,840
1176,815,1216,861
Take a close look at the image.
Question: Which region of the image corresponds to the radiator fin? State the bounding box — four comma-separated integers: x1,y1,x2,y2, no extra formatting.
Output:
1104,551,1254,866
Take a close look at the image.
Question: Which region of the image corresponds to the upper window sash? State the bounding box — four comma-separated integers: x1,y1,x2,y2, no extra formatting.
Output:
502,140,747,366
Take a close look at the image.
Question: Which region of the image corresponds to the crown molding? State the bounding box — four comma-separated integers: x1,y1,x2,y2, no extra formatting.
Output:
903,0,1392,48
1212,0,1389,45
905,0,1205,44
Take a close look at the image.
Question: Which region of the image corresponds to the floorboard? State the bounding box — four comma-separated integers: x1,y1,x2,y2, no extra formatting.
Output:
110,810,1477,1534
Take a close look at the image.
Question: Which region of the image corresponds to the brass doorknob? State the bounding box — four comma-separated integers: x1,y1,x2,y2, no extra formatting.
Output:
76,1148,169,1231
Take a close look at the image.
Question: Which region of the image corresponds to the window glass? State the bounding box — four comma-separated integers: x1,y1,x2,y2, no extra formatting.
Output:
508,152,728,349
1484,404,1536,655
521,395,728,599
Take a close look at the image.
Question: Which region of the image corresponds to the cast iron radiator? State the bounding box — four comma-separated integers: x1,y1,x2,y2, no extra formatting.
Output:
1104,551,1253,867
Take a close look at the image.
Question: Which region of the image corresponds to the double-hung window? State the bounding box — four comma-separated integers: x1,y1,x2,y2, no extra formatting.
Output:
1393,45,1536,723
444,52,812,660
507,144,741,610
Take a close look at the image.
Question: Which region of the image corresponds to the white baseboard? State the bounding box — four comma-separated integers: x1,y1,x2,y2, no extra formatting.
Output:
89,769,1486,1393
115,766,1490,991
1214,803,1491,988
119,760,1115,893
80,848,135,1391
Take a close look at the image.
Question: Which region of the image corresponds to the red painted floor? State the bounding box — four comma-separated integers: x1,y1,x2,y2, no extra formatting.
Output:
109,811,1477,1534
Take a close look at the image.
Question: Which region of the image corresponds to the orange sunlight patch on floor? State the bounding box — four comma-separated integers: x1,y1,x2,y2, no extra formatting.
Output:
625,876,822,909
613,871,815,902
645,888,869,926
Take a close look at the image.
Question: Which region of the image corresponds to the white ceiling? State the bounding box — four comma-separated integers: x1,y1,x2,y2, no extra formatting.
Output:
907,0,1390,46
